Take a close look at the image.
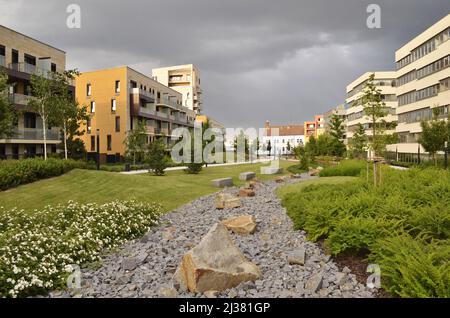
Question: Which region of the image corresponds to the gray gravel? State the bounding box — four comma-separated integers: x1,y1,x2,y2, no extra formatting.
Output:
50,174,374,298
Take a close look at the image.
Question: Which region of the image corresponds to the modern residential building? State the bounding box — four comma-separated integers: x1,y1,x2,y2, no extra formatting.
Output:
0,25,73,159
76,66,196,163
263,121,305,155
304,115,325,143
152,64,203,113
195,114,225,131
345,71,398,152
324,104,347,132
388,13,450,155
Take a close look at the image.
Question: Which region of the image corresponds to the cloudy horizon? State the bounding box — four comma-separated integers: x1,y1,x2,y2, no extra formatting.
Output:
1,0,449,128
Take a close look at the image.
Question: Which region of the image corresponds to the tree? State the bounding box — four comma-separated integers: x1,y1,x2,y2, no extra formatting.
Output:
358,73,389,158
146,138,168,175
305,135,318,159
124,120,148,164
329,114,346,157
266,140,272,156
255,137,261,159
65,105,88,160
51,70,83,160
0,70,16,139
185,132,203,174
286,141,292,154
419,109,448,166
350,123,367,158
234,130,249,160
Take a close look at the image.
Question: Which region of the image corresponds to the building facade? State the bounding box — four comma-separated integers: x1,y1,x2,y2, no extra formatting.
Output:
263,121,305,155
76,66,196,163
389,14,450,155
152,64,203,113
345,71,398,150
0,25,72,159
304,115,325,143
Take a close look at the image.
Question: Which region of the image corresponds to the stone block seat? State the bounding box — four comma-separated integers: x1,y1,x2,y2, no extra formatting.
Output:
211,177,233,188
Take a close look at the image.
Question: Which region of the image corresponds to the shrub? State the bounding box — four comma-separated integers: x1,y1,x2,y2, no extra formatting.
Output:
184,162,203,174
319,159,366,177
146,139,168,176
0,159,87,191
0,200,163,298
281,167,450,297
287,164,308,175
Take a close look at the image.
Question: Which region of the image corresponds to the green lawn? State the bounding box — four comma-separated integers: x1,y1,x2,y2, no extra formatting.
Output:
276,176,358,199
0,161,295,212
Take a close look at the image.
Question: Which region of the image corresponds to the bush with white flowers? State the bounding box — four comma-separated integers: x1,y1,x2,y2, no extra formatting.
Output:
0,200,163,298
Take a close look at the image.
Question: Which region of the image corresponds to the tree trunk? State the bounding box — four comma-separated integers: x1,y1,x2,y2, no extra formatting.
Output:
63,122,68,160
373,161,377,187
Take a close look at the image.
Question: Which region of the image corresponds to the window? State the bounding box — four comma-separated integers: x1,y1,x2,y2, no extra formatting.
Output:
440,77,450,92
91,136,96,151
398,107,432,124
398,91,416,106
24,54,36,66
416,84,439,102
90,101,96,113
87,84,92,96
107,135,112,151
24,113,36,129
417,55,450,79
51,63,57,73
111,99,117,112
12,49,19,64
115,116,120,132
0,45,5,56
87,118,92,134
396,70,416,87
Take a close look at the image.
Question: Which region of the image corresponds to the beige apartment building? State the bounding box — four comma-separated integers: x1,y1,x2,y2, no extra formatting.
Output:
152,64,203,113
0,25,71,159
345,71,398,152
76,66,196,163
389,14,450,155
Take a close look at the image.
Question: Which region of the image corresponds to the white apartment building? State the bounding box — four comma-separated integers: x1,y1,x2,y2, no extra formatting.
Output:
263,121,305,156
389,13,450,154
152,64,203,113
345,72,398,151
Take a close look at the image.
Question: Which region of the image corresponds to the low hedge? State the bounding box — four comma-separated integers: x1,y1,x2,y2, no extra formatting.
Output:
0,159,87,191
319,159,366,177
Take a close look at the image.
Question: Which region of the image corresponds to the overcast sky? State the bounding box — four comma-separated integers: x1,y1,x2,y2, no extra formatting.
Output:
1,0,449,128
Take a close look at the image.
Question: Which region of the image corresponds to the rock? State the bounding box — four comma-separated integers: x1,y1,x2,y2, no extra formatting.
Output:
290,174,302,179
342,266,351,274
215,193,241,209
238,188,256,197
287,248,306,265
159,287,178,298
121,253,148,271
309,169,320,176
173,223,261,293
275,176,285,183
212,178,233,188
221,215,257,235
261,167,283,175
204,290,219,298
239,172,256,181
305,272,323,293
335,272,347,286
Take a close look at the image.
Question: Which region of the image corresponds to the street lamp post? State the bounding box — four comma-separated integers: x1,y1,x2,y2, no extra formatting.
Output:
96,129,100,171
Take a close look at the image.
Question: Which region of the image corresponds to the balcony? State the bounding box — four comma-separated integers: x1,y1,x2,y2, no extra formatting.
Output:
157,97,180,109
5,62,75,86
9,93,36,106
139,107,156,116
10,128,60,141
156,111,169,119
131,87,155,101
169,76,191,84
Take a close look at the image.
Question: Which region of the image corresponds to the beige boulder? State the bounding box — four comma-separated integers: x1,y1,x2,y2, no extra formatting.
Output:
221,215,257,235
215,193,241,209
173,223,261,293
238,188,256,197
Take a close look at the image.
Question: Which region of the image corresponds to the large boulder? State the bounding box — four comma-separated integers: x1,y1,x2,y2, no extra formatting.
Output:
215,193,241,209
238,188,256,197
221,215,257,235
173,223,261,293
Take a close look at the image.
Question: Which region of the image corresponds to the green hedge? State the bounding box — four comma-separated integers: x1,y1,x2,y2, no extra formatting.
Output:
319,159,366,177
282,167,450,297
0,159,87,191
0,200,163,298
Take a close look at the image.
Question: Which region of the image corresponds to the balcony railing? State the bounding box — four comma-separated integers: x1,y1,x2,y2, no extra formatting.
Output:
6,62,75,86
140,107,156,116
156,111,169,119
11,128,60,141
132,88,155,100
9,93,36,106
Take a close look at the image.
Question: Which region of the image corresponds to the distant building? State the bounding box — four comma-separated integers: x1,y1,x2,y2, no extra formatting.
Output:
152,64,203,114
263,121,305,155
324,104,347,132
304,115,325,143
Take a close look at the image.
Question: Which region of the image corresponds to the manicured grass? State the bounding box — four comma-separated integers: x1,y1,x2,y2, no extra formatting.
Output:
276,176,358,199
0,161,294,213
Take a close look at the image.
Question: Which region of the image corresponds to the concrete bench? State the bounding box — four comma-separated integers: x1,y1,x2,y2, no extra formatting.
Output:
212,177,233,188
260,167,283,175
239,172,256,181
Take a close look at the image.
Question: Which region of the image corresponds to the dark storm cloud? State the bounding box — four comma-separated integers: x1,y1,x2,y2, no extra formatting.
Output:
1,0,449,127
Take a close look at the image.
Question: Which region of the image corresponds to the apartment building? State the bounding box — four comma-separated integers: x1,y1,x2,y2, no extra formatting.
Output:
76,66,196,163
263,121,305,155
0,25,72,159
345,71,398,151
304,115,325,143
195,114,225,131
152,64,203,113
389,13,450,155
